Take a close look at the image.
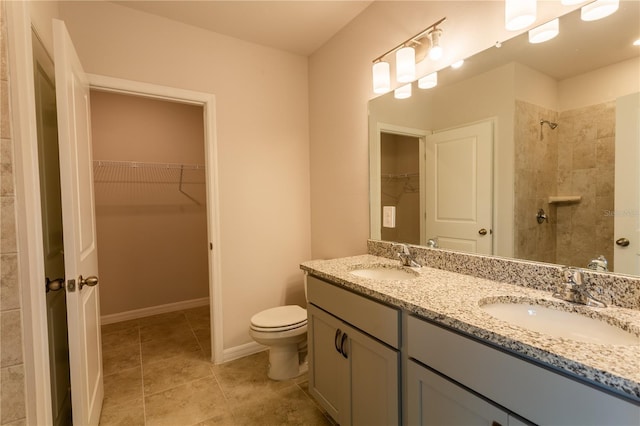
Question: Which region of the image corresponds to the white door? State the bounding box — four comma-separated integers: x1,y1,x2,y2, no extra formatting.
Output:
53,19,103,425
614,92,640,275
425,121,493,254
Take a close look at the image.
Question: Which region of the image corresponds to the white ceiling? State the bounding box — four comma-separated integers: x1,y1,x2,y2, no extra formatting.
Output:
111,0,374,56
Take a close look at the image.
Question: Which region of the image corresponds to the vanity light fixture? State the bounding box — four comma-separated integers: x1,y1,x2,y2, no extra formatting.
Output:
372,61,391,94
451,59,464,69
428,28,444,61
529,18,559,44
394,84,412,99
396,46,416,83
371,17,446,94
505,0,536,31
418,72,438,89
581,0,619,21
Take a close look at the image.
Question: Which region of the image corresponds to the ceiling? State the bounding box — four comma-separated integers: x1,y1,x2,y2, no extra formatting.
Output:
111,0,374,56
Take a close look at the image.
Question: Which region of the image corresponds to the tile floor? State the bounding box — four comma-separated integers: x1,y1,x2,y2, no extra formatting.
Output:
99,306,333,426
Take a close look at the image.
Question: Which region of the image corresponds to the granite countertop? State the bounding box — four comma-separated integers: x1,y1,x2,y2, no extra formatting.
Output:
300,254,640,403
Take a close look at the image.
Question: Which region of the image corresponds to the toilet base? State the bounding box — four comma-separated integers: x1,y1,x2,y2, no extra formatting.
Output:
267,344,308,381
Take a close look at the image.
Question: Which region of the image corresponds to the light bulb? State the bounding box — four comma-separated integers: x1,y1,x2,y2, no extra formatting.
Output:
396,47,416,83
394,84,412,99
418,72,438,89
581,0,619,21
428,29,443,61
372,61,391,94
451,60,464,69
528,19,559,44
505,0,536,31
561,0,586,4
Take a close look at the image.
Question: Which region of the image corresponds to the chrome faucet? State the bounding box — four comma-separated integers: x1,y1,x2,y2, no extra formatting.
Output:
392,243,421,268
426,237,439,249
553,268,606,308
587,255,608,272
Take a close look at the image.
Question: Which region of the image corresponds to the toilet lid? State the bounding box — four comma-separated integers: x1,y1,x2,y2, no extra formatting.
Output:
250,305,307,329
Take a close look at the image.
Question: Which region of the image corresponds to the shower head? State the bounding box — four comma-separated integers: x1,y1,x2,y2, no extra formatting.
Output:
540,119,558,129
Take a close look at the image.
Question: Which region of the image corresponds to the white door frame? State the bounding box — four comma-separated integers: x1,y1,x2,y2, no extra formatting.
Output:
86,74,224,367
370,123,429,244
5,4,223,424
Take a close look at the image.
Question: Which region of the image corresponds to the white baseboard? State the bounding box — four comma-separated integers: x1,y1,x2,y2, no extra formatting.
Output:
101,297,210,325
221,341,267,364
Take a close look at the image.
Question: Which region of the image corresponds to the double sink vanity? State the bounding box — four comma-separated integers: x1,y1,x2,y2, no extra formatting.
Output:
301,241,640,425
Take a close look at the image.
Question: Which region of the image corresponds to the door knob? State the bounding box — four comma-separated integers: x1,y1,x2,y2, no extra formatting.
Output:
45,277,65,292
478,228,488,236
79,275,99,290
616,238,630,247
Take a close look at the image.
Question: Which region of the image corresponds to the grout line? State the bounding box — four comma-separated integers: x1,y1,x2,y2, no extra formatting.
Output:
138,325,147,426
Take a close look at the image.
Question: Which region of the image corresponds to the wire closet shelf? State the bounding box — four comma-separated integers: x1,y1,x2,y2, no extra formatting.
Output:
93,160,206,205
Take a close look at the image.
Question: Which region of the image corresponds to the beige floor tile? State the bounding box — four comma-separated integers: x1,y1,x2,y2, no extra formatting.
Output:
138,311,187,327
99,398,145,426
144,377,231,426
143,352,214,395
230,384,331,426
141,333,202,366
212,351,299,405
193,412,236,426
101,319,139,334
103,344,142,377
103,367,143,409
140,320,194,343
184,307,210,331
102,327,140,352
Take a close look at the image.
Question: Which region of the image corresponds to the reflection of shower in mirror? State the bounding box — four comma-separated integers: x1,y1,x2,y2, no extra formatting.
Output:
540,119,558,140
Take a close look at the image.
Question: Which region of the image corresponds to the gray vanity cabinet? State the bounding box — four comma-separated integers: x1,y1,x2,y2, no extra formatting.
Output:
407,360,528,426
407,315,640,426
307,275,401,426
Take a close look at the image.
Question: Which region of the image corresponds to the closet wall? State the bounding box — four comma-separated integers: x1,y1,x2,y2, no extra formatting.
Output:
90,90,208,317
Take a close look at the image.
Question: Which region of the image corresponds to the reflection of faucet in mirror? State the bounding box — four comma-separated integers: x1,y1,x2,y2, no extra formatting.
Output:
427,238,438,249
587,255,608,272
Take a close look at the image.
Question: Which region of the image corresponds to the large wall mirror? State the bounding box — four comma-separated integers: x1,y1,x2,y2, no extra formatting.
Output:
369,3,639,276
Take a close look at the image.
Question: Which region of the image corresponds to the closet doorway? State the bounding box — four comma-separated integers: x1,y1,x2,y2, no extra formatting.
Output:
88,77,222,363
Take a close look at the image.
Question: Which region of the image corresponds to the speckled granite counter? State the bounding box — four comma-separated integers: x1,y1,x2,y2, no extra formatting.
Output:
300,254,640,403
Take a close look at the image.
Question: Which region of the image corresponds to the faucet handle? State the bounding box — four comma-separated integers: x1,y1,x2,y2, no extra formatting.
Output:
563,268,583,285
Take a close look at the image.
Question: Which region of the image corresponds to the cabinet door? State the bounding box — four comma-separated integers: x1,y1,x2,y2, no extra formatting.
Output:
308,305,348,423
347,323,400,426
408,360,509,426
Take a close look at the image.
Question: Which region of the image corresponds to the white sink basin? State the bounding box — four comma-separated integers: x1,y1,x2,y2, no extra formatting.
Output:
350,266,418,281
481,302,639,346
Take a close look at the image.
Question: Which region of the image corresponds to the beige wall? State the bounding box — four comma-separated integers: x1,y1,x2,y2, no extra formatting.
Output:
1,2,27,423
308,1,574,259
57,1,311,349
91,91,209,316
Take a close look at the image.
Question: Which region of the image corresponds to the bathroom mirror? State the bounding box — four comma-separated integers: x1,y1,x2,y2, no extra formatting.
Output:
368,3,640,276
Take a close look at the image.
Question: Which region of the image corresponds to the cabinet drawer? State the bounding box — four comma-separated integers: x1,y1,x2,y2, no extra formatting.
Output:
307,275,400,348
408,315,640,426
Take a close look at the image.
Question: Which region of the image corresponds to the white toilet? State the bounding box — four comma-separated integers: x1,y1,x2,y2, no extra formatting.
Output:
249,304,308,380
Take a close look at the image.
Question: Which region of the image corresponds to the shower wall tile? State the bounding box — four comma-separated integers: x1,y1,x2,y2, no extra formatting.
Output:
0,311,22,367
0,3,26,424
556,101,615,271
514,100,558,264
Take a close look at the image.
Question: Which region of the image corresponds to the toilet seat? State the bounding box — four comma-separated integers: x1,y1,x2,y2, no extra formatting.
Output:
250,305,307,333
